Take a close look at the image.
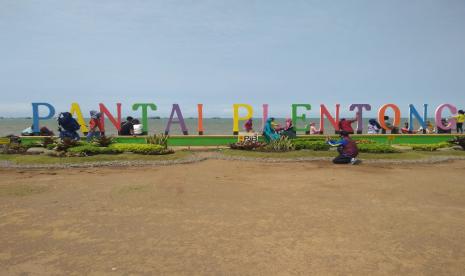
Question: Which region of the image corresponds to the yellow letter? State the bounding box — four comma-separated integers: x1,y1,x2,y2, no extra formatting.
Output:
233,104,253,135
70,103,88,133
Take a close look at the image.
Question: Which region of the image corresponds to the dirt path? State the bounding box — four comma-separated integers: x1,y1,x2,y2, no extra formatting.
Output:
1,160,465,275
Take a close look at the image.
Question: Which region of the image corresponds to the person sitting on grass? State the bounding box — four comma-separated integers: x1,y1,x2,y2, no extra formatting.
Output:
263,118,280,142
326,131,360,165
86,110,103,142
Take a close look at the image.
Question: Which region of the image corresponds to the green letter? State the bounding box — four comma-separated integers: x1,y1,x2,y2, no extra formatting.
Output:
132,103,157,134
292,104,311,133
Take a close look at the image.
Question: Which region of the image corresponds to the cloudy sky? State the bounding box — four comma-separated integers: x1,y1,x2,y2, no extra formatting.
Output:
1,0,464,117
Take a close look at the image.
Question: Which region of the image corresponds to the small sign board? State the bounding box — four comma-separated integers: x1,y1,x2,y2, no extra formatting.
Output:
0,138,10,145
238,132,258,143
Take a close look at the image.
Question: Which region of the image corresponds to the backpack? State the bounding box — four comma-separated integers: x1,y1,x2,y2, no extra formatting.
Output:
58,112,81,132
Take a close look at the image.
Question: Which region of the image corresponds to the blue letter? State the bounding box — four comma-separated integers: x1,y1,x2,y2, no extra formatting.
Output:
409,104,428,132
32,102,55,133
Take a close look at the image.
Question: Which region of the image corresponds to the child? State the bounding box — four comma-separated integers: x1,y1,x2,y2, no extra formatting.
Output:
86,110,103,142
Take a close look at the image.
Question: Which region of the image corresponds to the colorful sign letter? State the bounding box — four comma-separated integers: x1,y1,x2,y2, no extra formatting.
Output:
165,104,189,135
435,104,457,131
319,104,340,134
291,104,311,133
132,103,157,134
378,104,401,130
349,104,371,134
409,104,428,132
32,102,55,133
99,103,122,132
232,104,253,135
70,103,88,133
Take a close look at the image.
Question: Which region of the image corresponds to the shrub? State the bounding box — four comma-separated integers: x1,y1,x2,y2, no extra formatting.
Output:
229,141,266,151
146,134,169,149
357,144,399,153
55,138,79,152
354,139,377,144
399,142,451,151
1,143,28,154
449,136,465,150
91,135,115,147
109,143,172,155
67,145,122,155
293,140,330,151
261,137,295,152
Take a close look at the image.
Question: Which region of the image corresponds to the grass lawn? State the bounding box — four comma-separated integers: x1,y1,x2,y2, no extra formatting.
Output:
0,150,193,165
220,149,465,160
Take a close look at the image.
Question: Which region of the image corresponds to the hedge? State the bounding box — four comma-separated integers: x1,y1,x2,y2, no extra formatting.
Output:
293,140,331,151
108,143,168,155
67,145,121,155
357,144,400,153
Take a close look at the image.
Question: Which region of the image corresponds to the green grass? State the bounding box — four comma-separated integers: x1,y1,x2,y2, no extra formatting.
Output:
221,149,465,160
0,151,192,165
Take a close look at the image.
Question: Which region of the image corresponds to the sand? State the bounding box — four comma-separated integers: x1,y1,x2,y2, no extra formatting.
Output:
1,160,465,275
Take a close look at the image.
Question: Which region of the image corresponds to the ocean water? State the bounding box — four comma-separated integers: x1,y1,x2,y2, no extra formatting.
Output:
0,117,427,136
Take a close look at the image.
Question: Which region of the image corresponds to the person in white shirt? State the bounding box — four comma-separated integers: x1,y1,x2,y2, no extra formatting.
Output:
132,119,143,135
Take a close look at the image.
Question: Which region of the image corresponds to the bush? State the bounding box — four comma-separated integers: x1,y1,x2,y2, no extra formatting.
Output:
55,138,79,152
357,144,399,153
399,142,451,151
67,145,122,155
354,139,377,144
449,136,465,150
109,143,172,155
293,140,330,151
261,137,294,152
146,134,169,149
229,141,266,151
91,135,115,147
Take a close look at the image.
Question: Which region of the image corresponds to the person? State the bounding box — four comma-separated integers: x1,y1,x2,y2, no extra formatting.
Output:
338,118,357,134
382,116,399,134
21,125,54,136
21,125,34,136
263,118,280,142
270,118,281,131
57,112,80,140
417,120,435,134
119,116,134,136
401,122,412,134
86,110,103,142
367,119,380,134
243,118,253,132
452,110,464,134
308,122,319,134
326,131,360,165
282,118,296,138
437,118,452,134
132,119,143,135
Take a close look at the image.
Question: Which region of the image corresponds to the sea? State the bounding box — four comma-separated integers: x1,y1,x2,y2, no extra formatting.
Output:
0,117,427,136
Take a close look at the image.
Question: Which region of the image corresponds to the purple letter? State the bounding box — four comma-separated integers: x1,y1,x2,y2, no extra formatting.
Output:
349,104,371,134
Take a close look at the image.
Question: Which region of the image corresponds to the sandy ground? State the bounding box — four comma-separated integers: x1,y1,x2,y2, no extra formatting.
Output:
1,160,465,275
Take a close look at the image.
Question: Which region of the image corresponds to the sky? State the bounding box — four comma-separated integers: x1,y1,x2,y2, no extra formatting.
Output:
0,0,464,118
